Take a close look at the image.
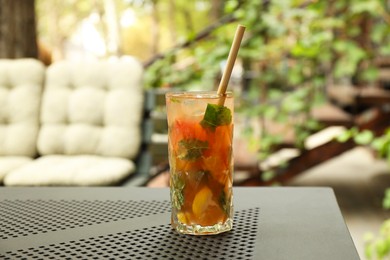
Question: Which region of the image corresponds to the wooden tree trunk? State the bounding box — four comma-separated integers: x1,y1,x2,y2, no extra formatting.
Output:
0,0,38,58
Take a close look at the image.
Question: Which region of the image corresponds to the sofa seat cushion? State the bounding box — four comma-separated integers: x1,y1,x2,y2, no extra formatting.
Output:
0,156,33,183
4,155,135,186
0,59,44,157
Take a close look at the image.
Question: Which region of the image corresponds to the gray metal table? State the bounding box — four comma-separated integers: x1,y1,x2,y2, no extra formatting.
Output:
0,187,358,259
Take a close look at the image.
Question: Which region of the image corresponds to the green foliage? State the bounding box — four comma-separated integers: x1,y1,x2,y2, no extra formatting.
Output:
365,219,390,259
144,0,390,185
371,130,390,163
337,128,375,146
336,128,358,143
337,127,390,259
146,0,388,158
383,189,390,210
261,171,276,182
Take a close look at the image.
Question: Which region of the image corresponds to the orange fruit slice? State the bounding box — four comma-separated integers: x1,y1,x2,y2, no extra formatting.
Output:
192,186,213,218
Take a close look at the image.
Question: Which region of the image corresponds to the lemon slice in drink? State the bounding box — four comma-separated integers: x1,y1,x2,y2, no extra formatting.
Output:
192,186,213,218
177,212,188,224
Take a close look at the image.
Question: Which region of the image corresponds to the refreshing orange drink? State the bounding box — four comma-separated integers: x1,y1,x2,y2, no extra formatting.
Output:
166,91,234,235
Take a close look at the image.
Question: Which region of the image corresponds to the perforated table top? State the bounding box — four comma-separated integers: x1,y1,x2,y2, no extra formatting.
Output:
0,187,358,259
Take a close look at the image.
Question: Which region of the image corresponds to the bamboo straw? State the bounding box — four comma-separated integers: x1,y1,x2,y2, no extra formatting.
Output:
217,24,246,106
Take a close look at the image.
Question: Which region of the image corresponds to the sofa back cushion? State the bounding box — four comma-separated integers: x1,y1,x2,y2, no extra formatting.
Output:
0,59,45,156
38,58,144,159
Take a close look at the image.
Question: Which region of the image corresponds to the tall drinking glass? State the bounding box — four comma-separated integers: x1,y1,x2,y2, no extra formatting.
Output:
166,91,234,235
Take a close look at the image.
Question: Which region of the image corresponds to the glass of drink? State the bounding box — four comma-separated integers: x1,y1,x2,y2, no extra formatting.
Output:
166,91,234,235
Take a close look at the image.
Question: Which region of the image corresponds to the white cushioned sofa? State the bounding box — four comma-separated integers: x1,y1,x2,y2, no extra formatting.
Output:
0,59,44,182
1,58,149,186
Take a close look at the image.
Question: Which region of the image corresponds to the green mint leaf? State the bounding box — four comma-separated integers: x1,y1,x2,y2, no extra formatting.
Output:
171,174,185,210
219,190,231,215
178,139,208,160
201,104,232,131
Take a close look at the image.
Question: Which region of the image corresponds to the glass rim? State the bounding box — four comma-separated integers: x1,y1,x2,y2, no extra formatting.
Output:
165,91,233,99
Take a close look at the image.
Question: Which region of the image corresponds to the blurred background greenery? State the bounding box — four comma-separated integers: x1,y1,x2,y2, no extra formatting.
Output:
2,0,390,258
